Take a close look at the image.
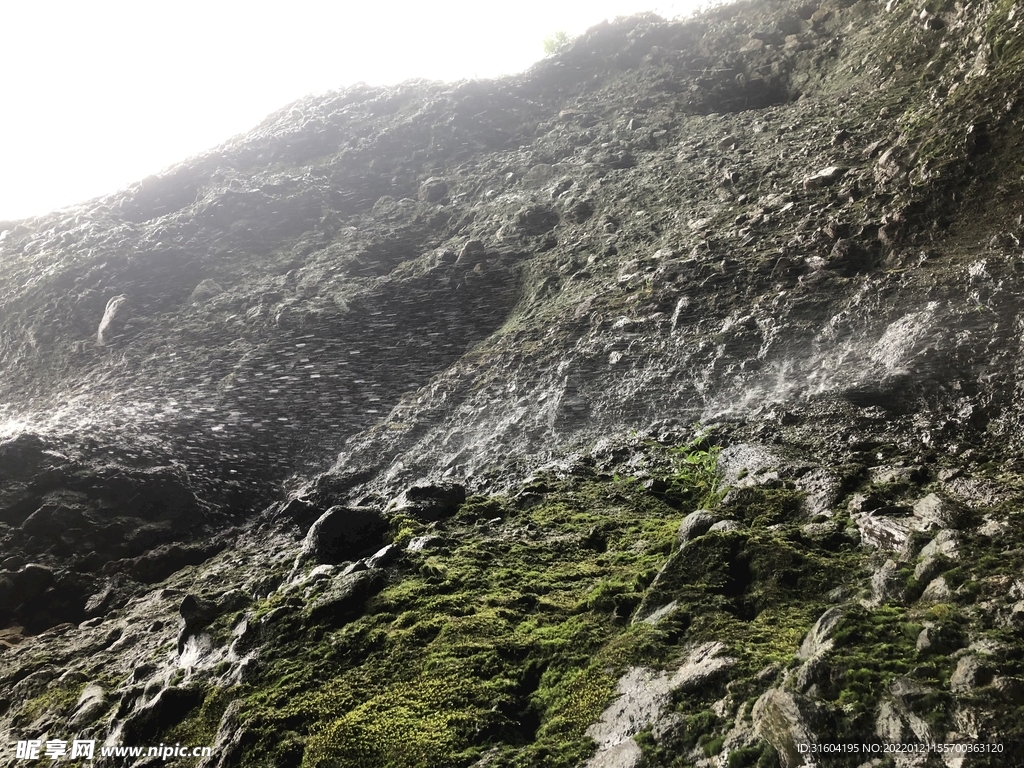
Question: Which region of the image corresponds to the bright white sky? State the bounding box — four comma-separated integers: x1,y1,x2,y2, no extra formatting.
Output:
0,0,707,223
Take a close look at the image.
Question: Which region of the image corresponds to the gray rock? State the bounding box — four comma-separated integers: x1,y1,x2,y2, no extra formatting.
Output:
798,606,845,660
0,563,55,612
406,535,442,552
583,739,642,768
11,667,58,703
1008,600,1024,629
918,529,960,561
514,204,560,236
341,560,368,576
20,502,87,536
847,493,885,514
677,509,716,545
802,165,847,189
0,433,47,483
565,198,595,223
875,699,903,743
990,676,1024,704
717,443,792,488
0,555,25,571
708,519,741,533
584,643,734,768
912,493,965,529
636,600,678,626
388,484,466,522
457,240,486,263
917,552,946,581
796,467,842,518
978,516,1007,537
366,544,399,569
197,701,251,768
888,678,938,743
752,689,817,768
920,576,952,603
868,465,921,485
522,163,556,187
795,655,829,694
672,641,736,694
302,564,337,585
97,294,129,345
870,559,904,605
854,514,917,551
828,238,875,275
951,655,992,694
83,577,127,618
800,521,834,538
913,535,956,585
69,683,108,727
189,279,224,304
417,177,448,203
273,496,324,528
126,540,227,584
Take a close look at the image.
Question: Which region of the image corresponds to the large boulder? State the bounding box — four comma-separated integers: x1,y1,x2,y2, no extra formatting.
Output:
0,433,48,484
300,506,388,564
0,564,54,611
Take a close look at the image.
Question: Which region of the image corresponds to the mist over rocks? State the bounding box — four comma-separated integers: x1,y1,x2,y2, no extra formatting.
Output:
3,0,1024,764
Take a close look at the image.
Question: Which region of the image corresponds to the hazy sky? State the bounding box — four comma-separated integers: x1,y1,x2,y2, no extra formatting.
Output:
0,1,706,222
0,0,704,222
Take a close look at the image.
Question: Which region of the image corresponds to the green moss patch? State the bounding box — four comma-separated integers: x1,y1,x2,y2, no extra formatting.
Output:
233,442,719,768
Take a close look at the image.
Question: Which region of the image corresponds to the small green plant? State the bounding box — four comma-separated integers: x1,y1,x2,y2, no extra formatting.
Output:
663,428,724,508
543,31,571,55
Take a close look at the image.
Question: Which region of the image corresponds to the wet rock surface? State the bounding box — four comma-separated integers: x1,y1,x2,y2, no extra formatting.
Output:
3,0,1024,765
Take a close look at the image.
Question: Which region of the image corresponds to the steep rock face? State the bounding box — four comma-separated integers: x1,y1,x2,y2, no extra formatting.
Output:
3,0,1024,766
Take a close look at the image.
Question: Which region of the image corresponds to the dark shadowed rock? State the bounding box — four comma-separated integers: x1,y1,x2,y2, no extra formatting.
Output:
565,199,595,223
514,204,560,236
119,540,229,584
0,564,54,610
120,686,205,744
177,594,222,652
916,623,965,655
83,576,129,618
272,496,325,529
300,506,388,564
305,570,384,627
0,433,48,483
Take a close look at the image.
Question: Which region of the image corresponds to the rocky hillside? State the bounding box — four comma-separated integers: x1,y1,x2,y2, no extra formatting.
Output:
3,0,1024,765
